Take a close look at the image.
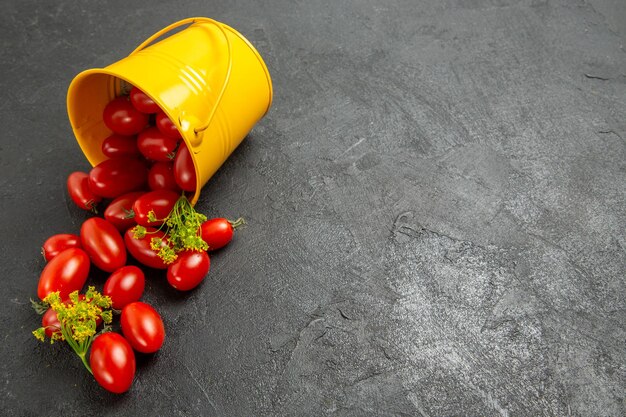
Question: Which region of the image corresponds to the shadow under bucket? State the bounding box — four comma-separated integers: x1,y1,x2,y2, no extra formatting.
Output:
67,17,273,204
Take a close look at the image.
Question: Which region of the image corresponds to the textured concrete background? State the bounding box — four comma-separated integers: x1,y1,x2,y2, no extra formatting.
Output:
1,0,625,416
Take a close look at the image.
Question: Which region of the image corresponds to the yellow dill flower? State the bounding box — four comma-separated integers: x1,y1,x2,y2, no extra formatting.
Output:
32,287,113,375
32,328,45,342
132,225,147,239
131,195,209,263
147,210,158,223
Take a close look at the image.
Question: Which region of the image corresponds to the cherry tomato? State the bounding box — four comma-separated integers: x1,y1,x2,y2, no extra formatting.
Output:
166,250,210,291
124,227,169,269
200,218,245,251
132,190,179,227
42,233,82,262
41,308,61,338
137,127,178,162
103,266,145,310
88,157,148,199
129,87,161,114
90,332,136,393
200,218,233,251
80,218,126,273
67,172,102,211
120,302,165,353
104,191,145,232
103,97,148,136
155,111,182,139
148,162,180,192
173,143,196,192
101,134,140,159
37,248,90,300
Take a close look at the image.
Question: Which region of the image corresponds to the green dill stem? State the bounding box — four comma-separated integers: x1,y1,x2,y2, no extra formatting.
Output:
78,352,93,375
79,336,94,375
60,323,93,375
228,217,246,229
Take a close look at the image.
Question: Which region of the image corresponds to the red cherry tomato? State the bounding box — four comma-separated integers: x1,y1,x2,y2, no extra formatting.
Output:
101,134,140,159
103,266,145,310
88,157,148,199
42,233,82,262
132,190,180,227
41,308,61,338
90,332,136,394
137,127,178,162
129,87,161,114
37,248,90,300
148,162,180,192
200,218,245,251
166,250,210,291
120,302,165,353
103,97,148,136
67,172,102,211
155,111,182,139
104,191,145,232
173,143,196,192
80,218,126,273
124,227,169,269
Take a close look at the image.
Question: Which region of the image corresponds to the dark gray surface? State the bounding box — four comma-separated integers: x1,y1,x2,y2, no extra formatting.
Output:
589,0,626,46
1,0,625,416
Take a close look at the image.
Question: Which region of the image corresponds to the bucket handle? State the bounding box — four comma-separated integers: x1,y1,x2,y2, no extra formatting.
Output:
129,17,232,146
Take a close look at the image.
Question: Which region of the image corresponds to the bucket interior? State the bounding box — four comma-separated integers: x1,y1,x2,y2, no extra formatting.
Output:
67,71,131,166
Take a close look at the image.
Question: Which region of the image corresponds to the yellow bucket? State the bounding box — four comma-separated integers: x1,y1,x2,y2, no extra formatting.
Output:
67,17,273,204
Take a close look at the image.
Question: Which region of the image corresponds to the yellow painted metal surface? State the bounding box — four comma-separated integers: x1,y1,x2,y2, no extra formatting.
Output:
67,17,273,204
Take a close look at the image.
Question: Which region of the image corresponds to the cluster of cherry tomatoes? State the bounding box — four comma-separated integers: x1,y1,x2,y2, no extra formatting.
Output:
34,85,242,393
67,86,196,211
